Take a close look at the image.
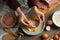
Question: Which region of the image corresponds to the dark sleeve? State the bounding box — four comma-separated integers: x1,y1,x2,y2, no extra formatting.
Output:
3,0,21,10
27,0,36,8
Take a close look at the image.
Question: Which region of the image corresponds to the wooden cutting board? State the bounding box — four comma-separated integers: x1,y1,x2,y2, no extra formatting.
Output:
39,2,60,14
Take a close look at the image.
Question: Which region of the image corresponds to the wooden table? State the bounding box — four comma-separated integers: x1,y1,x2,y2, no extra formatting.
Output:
0,0,60,40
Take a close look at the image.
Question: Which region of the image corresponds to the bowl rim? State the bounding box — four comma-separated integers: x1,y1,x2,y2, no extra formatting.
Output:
0,33,8,40
22,22,45,35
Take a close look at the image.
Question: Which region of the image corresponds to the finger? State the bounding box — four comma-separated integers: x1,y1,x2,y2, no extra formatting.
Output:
21,19,28,26
42,14,45,21
40,14,44,22
19,16,30,27
0,18,1,22
21,18,34,27
41,13,45,21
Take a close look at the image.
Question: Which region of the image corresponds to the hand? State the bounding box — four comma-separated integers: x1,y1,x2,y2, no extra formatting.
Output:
16,7,31,27
19,16,35,27
37,12,44,23
33,6,44,23
16,7,36,27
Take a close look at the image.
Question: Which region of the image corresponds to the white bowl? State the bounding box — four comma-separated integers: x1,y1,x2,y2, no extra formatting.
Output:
52,11,60,27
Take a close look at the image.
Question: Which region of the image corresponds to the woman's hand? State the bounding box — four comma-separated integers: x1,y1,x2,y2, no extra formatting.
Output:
19,16,29,26
19,16,36,27
16,7,37,27
33,6,44,23
16,7,30,27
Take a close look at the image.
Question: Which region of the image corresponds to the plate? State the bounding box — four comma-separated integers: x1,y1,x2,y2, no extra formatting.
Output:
0,33,8,40
52,11,60,27
1,12,16,28
22,22,45,35
0,32,17,40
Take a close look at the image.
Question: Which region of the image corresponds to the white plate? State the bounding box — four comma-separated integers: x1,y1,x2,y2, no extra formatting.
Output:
52,11,60,27
22,22,45,35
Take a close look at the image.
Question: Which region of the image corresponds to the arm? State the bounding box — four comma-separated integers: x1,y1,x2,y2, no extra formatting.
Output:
27,0,40,8
3,0,26,17
3,0,20,10
27,0,44,23
3,0,30,25
27,0,36,8
3,0,30,36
